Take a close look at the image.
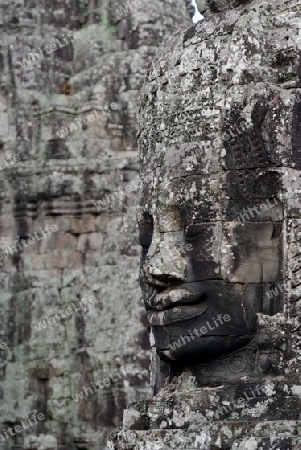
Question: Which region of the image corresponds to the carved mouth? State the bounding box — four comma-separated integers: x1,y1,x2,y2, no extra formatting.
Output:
148,303,208,326
148,289,208,326
149,288,207,311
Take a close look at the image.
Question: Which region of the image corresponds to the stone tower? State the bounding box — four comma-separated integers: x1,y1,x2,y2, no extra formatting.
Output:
0,1,191,449
110,0,301,448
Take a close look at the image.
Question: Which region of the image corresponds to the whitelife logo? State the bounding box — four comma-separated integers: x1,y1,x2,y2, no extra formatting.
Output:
92,178,139,211
235,198,279,225
33,296,96,332
0,153,20,170
170,314,231,351
0,224,58,263
214,385,268,419
72,364,134,403
0,411,45,442
56,103,118,139
16,31,80,68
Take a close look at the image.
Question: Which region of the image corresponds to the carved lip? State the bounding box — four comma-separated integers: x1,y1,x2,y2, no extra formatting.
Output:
148,302,208,326
149,288,207,311
148,289,208,326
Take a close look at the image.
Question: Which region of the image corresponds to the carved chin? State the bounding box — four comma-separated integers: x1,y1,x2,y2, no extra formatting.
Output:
156,335,254,365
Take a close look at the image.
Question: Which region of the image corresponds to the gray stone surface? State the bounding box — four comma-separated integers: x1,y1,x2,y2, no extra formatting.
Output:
109,0,301,447
0,1,190,449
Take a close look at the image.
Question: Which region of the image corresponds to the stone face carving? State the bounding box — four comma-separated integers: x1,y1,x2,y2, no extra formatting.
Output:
107,0,301,446
136,0,301,390
138,150,283,372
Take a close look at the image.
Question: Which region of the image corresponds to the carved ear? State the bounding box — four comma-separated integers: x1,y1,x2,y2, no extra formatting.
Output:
222,100,276,170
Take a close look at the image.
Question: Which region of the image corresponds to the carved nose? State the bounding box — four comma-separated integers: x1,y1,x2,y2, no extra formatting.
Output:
144,266,184,287
142,231,187,286
143,254,187,287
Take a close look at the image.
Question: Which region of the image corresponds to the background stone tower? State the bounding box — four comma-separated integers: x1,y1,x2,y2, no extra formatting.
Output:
0,1,191,449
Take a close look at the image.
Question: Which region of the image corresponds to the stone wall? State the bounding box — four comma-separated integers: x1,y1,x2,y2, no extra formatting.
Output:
110,0,301,448
0,1,190,449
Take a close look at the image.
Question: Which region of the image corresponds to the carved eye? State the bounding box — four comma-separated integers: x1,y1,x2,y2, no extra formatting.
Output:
139,215,153,250
184,224,206,240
